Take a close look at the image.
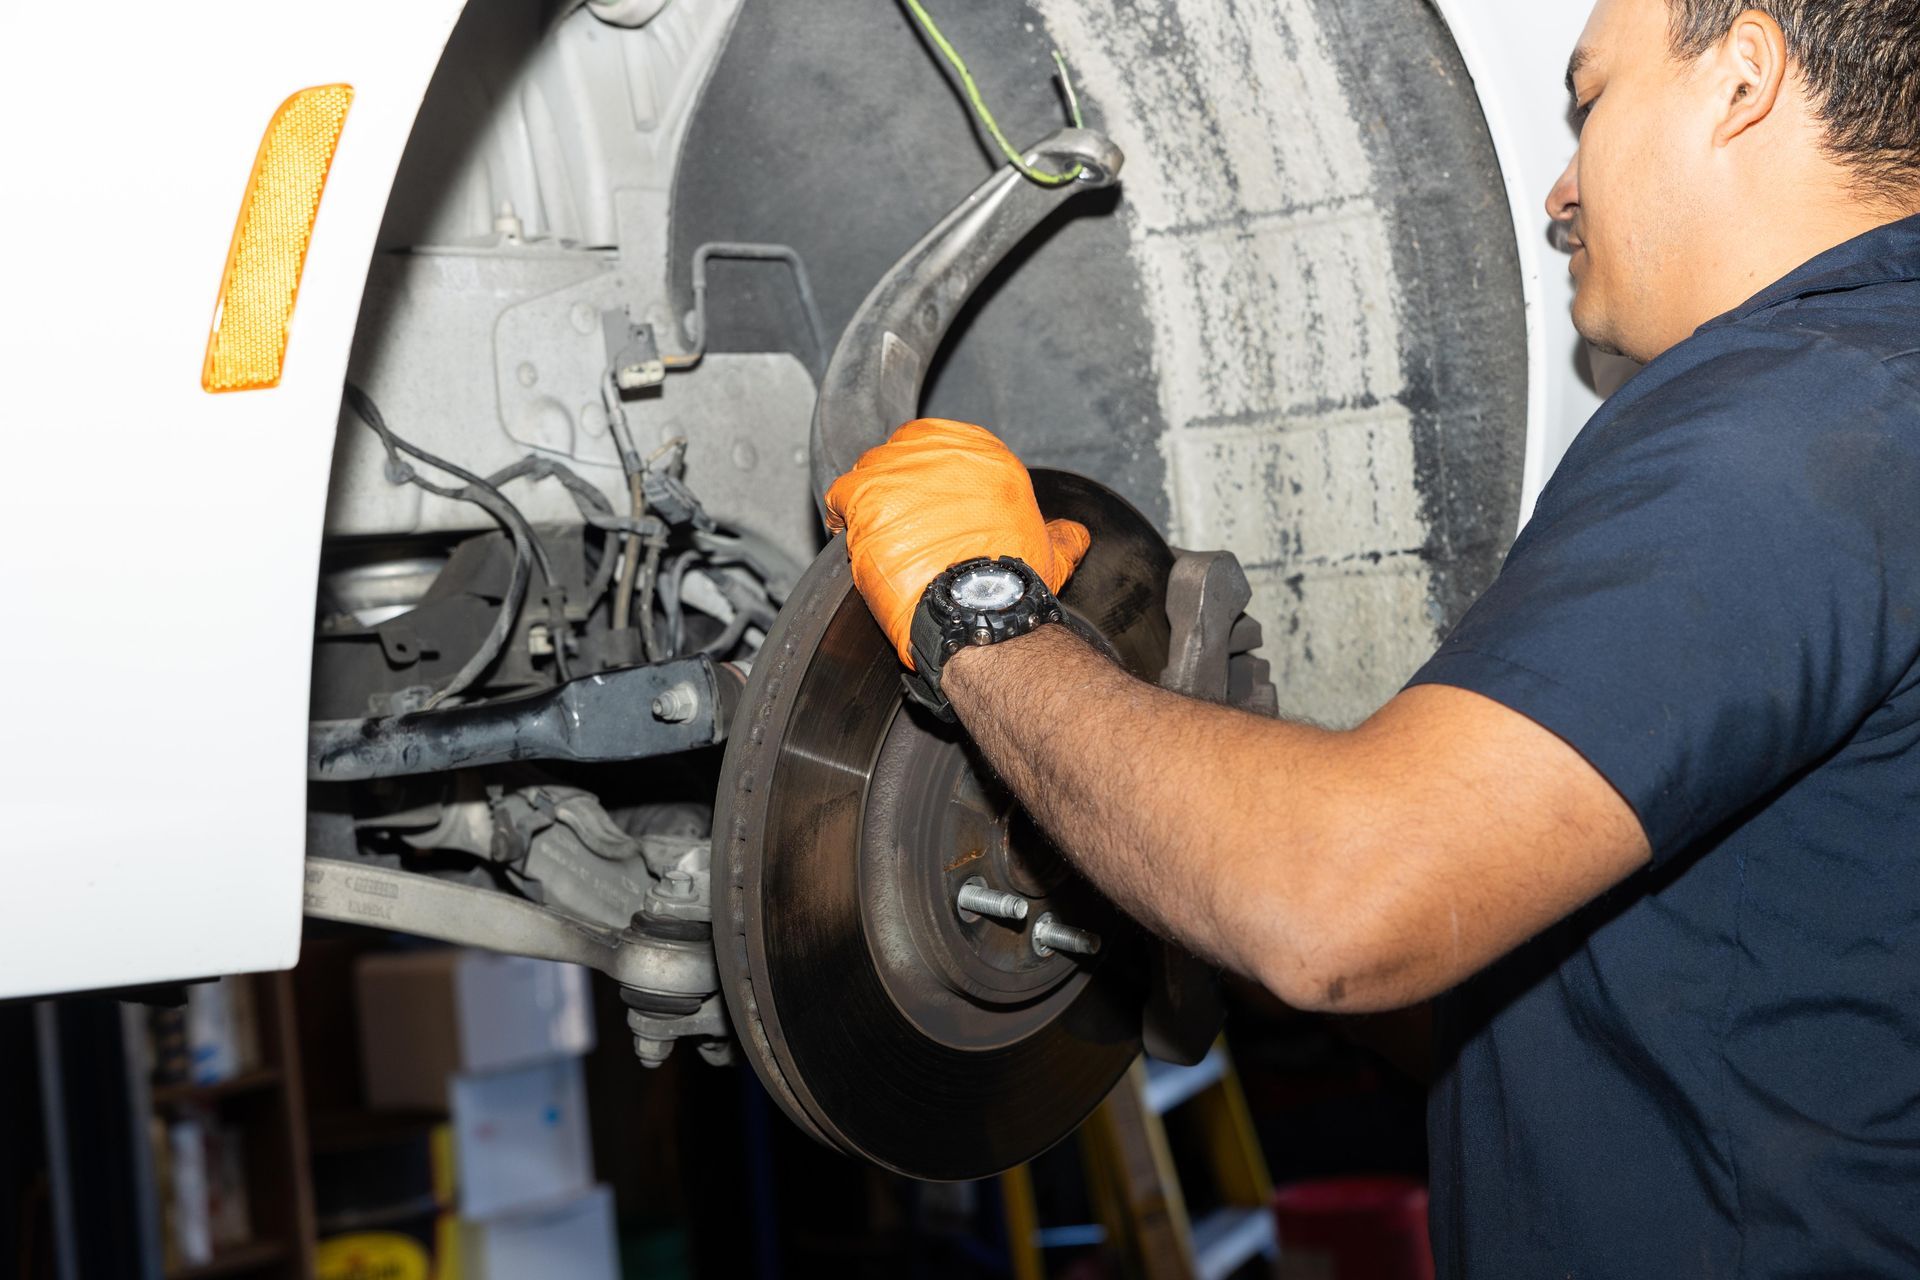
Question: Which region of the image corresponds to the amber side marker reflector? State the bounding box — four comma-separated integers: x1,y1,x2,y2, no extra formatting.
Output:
201,84,354,392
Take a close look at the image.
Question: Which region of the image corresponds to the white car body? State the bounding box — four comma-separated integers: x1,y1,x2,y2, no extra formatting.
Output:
0,0,1600,998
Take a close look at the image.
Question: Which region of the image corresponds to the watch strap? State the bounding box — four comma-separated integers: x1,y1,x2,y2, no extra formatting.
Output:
901,557,1063,719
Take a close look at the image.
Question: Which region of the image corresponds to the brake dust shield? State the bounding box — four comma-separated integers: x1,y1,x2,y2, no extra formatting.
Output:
714,471,1179,1180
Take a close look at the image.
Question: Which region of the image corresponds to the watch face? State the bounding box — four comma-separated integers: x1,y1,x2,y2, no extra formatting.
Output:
949,565,1024,612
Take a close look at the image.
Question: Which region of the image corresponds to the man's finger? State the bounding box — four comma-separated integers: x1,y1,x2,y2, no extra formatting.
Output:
1044,518,1093,589
822,472,854,534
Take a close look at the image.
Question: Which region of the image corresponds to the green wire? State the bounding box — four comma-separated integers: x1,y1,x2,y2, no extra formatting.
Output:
901,0,1086,187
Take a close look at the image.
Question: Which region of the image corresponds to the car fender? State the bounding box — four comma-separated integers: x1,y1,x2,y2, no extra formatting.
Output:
0,0,468,996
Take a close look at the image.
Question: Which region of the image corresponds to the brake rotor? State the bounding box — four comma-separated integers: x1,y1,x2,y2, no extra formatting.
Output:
714,470,1175,1180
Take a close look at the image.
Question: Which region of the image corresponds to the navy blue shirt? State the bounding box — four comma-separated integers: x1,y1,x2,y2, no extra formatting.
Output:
1412,214,1920,1277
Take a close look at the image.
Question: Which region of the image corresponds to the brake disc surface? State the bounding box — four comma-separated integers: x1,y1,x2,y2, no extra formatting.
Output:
714,470,1175,1180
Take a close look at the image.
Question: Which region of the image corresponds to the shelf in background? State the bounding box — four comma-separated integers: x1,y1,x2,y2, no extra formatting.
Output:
165,1237,289,1280
140,970,317,1279
152,1068,283,1108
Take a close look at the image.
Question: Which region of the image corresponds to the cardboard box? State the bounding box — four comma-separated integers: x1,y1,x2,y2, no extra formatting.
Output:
452,1185,618,1280
450,1058,593,1218
356,949,594,1110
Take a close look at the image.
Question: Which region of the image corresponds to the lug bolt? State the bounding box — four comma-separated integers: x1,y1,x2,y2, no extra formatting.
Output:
652,683,699,722
956,876,1029,923
1031,912,1101,958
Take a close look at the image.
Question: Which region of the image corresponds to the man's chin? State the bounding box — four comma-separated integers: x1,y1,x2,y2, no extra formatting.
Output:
1571,300,1628,359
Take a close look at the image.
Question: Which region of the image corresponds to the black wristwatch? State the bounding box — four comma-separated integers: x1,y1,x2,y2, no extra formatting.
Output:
902,556,1065,720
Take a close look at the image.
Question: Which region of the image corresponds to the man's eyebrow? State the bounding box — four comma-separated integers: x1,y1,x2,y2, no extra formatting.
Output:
1565,45,1594,104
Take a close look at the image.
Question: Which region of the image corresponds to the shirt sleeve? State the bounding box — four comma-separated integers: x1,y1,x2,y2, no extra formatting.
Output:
1408,336,1920,859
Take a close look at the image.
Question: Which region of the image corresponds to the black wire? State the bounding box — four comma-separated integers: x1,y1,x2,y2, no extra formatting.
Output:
343,383,570,700
690,528,804,606
698,574,777,659
636,539,665,662
485,455,616,522
345,384,546,556
578,530,620,615
483,455,624,627
699,606,755,659
483,456,635,617
661,550,699,654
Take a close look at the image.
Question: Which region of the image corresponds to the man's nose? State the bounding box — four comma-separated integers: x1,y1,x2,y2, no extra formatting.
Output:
1546,153,1579,228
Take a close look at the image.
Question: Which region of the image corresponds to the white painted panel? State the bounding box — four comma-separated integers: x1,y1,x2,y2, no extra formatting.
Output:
0,1,467,995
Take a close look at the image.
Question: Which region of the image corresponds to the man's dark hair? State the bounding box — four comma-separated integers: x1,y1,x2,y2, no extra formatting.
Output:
1667,1,1920,198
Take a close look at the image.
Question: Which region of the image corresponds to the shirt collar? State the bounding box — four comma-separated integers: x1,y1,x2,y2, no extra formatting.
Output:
1698,211,1920,333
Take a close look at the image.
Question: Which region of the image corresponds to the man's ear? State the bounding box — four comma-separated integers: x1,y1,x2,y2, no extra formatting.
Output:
1712,9,1789,146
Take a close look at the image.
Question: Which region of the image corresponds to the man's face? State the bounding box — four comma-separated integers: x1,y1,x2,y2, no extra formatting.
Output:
1549,0,1714,360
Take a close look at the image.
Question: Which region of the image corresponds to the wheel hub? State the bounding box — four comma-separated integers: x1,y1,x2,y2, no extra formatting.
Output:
860,717,1102,1035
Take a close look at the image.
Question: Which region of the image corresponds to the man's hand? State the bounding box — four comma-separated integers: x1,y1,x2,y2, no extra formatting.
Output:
823,418,1090,668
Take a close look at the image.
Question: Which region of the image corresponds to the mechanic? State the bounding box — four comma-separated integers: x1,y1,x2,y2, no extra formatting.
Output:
825,0,1920,1273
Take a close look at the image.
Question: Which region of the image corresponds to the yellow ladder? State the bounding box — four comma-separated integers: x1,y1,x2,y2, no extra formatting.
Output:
1001,1038,1276,1280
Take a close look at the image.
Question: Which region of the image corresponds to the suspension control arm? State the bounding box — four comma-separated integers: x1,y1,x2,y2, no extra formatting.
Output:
303,857,717,999
809,127,1124,505
308,657,743,781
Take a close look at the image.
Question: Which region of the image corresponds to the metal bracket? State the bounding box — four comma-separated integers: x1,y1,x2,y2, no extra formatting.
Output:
302,856,716,1000
1162,548,1279,717
603,310,665,391
1160,550,1255,700
809,127,1124,505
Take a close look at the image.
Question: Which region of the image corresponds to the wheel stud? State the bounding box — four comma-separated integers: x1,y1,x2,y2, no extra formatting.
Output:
1030,912,1101,958
956,877,1030,923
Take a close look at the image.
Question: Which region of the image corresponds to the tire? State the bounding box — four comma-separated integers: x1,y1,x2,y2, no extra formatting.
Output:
672,0,1526,726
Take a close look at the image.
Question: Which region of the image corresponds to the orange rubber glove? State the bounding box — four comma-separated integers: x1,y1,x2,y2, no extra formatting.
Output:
823,418,1092,669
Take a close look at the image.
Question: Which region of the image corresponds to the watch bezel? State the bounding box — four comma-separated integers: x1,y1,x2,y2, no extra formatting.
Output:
903,556,1064,718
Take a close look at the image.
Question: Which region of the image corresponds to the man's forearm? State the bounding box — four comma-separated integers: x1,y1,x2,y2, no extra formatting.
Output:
941,620,1651,1013
942,622,1344,1000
